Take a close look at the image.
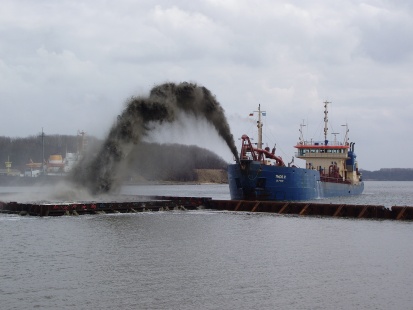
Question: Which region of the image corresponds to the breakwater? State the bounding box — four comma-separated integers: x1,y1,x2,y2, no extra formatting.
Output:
1,196,412,220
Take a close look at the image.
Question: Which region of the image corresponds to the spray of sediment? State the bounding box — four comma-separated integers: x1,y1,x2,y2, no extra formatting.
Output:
71,82,239,195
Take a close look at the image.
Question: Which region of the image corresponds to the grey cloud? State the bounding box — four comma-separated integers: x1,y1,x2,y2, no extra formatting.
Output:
0,0,412,170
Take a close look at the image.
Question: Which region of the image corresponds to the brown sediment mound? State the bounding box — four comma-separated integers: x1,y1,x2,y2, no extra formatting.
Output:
195,169,228,184
122,169,228,185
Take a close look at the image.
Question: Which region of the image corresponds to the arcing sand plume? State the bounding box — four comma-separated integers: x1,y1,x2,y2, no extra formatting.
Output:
72,82,238,195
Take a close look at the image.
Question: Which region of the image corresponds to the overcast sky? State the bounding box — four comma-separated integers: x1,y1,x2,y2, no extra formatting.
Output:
1,0,412,170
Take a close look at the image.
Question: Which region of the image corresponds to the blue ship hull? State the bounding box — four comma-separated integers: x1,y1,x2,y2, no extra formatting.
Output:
228,161,364,201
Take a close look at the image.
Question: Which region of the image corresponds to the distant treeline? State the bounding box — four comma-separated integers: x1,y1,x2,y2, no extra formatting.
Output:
0,134,228,182
361,168,413,181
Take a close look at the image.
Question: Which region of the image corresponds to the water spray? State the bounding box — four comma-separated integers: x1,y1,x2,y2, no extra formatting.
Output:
71,82,238,195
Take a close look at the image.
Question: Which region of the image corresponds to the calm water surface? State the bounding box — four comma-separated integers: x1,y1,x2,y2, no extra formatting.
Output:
1,182,412,309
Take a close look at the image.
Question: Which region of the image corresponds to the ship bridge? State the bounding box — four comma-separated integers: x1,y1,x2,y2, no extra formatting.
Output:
293,101,361,185
295,140,349,159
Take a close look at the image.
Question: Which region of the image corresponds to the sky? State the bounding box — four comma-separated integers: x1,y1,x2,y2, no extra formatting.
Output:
1,0,412,171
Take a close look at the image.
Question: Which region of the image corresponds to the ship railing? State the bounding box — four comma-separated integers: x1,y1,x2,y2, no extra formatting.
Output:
299,140,346,146
295,152,348,159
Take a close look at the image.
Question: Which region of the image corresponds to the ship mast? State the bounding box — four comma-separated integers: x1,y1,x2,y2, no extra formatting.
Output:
249,104,266,149
257,104,263,149
323,100,330,145
299,120,306,144
342,123,349,145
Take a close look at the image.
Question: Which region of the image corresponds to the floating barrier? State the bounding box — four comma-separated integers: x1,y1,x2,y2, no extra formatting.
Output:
0,197,412,221
208,200,413,220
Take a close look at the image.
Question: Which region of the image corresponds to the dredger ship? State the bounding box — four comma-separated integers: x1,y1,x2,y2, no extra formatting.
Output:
228,102,364,200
